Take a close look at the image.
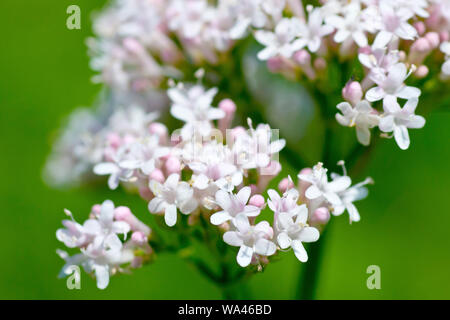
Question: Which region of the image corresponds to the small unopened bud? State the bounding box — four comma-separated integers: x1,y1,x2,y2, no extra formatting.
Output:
106,132,121,149
115,207,151,236
139,186,153,201
414,65,429,78
310,207,330,225
425,32,440,48
278,177,295,193
165,156,181,175
313,57,326,71
342,81,363,105
249,194,265,208
131,231,147,245
218,99,236,134
293,49,311,65
149,123,168,144
414,21,426,36
267,56,284,73
91,204,102,215
149,168,165,184
440,31,449,42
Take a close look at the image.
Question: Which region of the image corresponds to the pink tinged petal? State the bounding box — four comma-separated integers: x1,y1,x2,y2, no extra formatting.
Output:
270,139,286,153
254,221,273,238
237,186,252,205
403,98,418,114
356,127,371,146
234,213,250,232
394,125,410,150
215,189,231,211
148,197,166,213
383,95,401,113
277,232,291,249
365,87,385,102
93,163,117,175
179,198,197,215
328,176,352,192
254,239,277,256
94,265,110,290
83,219,101,235
243,205,261,217
100,200,115,225
149,180,163,196
294,204,309,224
334,29,350,43
407,115,425,129
292,240,308,262
210,211,231,225
305,185,322,200
352,31,368,47
346,202,361,222
164,204,177,227
165,173,180,189
324,191,342,206
107,175,119,190
373,30,392,49
257,47,278,60
223,231,243,247
237,245,254,267
396,86,421,100
379,115,395,133
112,221,130,237
298,227,320,243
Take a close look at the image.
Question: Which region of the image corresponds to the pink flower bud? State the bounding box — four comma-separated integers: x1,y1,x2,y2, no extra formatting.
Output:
249,194,265,208
218,99,236,133
149,168,165,183
228,126,246,143
106,132,121,149
310,207,330,225
342,81,363,105
114,206,132,221
440,31,449,43
425,32,440,49
267,56,284,72
131,231,147,245
165,156,181,175
313,57,326,71
293,49,310,65
139,186,153,201
148,123,168,144
414,21,426,36
91,204,102,215
278,178,294,193
414,65,429,78
411,38,431,53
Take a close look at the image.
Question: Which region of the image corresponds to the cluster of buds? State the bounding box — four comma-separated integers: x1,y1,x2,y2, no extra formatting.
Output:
55,79,372,288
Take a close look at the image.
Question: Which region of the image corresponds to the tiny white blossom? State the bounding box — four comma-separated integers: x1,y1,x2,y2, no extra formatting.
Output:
148,173,197,226
223,213,276,267
336,100,380,146
379,97,426,150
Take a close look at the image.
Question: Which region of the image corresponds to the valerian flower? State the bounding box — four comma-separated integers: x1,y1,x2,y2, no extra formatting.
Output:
223,213,276,267
336,100,380,146
148,173,198,226
379,97,426,150
211,187,261,226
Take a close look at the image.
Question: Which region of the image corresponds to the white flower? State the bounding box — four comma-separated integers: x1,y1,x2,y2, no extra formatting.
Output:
332,177,373,223
168,83,225,139
232,121,286,170
118,135,169,175
223,214,276,267
274,204,319,262
148,173,197,226
379,97,426,150
358,47,400,81
297,7,334,52
229,0,269,39
93,156,135,190
254,17,305,60
336,100,380,146
325,2,372,47
365,63,421,103
372,2,418,49
267,188,300,216
211,187,261,225
440,42,450,75
298,162,351,207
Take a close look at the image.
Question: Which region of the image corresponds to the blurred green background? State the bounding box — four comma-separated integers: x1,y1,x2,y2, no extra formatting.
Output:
0,0,449,299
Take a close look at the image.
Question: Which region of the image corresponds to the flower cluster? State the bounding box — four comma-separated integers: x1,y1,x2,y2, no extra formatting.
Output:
56,200,152,289
54,80,372,288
